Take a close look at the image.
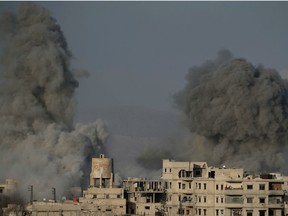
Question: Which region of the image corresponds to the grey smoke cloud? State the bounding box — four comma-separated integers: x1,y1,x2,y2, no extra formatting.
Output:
0,3,107,199
136,147,172,170
175,50,288,172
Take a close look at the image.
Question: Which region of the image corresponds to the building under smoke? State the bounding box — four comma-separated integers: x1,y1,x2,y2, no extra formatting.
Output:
2,155,288,216
174,50,288,173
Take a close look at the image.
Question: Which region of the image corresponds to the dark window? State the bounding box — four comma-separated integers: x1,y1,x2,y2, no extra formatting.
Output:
247,197,253,203
269,209,275,216
145,206,150,210
259,184,265,190
179,170,185,178
178,209,184,215
204,183,207,190
199,183,201,189
209,171,215,178
259,198,265,204
259,210,265,216
216,184,219,190
247,185,253,190
194,168,202,177
246,211,252,216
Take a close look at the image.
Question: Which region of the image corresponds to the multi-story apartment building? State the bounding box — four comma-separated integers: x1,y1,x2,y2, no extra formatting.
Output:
162,159,288,216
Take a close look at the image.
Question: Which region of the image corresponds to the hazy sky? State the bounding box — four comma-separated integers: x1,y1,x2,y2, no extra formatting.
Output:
1,1,288,122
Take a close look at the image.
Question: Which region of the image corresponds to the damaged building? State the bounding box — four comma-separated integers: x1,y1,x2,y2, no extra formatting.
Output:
161,159,288,216
0,179,17,196
80,154,126,215
24,154,126,216
3,155,288,216
123,178,166,215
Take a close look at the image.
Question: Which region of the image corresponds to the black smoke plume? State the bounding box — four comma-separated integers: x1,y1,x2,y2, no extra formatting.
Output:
175,50,288,172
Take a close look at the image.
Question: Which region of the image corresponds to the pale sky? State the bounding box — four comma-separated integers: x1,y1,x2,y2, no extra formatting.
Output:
1,1,288,122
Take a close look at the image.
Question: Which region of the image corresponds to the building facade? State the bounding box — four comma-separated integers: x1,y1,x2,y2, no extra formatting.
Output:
80,154,126,215
123,177,166,215
162,159,288,216
0,179,17,195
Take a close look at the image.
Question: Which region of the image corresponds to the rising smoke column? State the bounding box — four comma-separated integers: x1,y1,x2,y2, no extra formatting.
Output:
136,146,172,170
175,50,288,172
0,3,107,198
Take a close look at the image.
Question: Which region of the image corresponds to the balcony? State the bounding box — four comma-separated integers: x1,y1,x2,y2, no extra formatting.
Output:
268,190,284,196
181,200,194,207
268,197,283,208
225,196,243,207
180,177,194,181
225,187,243,195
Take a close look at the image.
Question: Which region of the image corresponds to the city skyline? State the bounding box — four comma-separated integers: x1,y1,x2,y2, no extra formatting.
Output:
1,1,288,205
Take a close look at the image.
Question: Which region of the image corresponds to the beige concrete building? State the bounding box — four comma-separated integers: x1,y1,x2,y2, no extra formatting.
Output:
162,159,288,216
0,179,17,195
123,178,166,215
80,154,126,215
25,201,81,216
0,179,18,216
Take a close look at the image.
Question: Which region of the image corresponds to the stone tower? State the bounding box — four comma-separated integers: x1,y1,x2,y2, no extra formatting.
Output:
89,154,114,188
